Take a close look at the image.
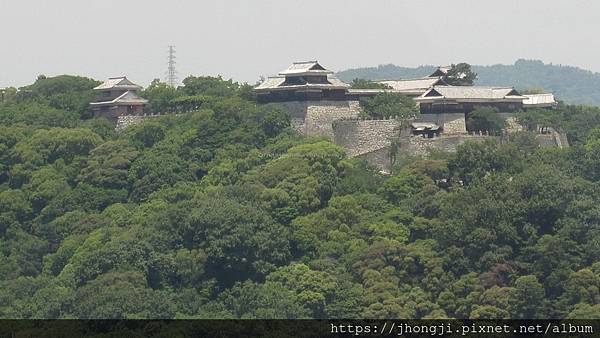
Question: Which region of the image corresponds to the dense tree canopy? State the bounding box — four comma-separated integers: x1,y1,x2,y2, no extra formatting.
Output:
350,79,392,90
444,63,478,86
466,107,507,133
0,74,599,320
362,93,419,119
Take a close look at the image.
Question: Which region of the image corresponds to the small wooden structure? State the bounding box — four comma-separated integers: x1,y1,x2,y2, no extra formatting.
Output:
411,122,442,138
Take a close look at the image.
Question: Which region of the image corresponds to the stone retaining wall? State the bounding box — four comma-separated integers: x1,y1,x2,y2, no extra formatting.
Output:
116,115,150,131
276,100,361,138
332,119,401,157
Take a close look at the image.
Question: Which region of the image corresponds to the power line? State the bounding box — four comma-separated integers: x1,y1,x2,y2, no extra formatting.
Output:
165,45,178,87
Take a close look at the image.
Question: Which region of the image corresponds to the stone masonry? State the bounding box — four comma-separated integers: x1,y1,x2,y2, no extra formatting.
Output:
276,100,361,138
332,118,401,157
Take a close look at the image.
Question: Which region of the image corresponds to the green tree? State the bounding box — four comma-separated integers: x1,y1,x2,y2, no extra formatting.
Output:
141,79,181,113
350,79,391,89
509,275,546,318
378,171,428,204
188,195,291,284
70,271,175,319
448,140,524,184
199,281,310,319
566,304,600,319
180,76,240,97
466,106,506,133
444,63,477,86
362,93,418,119
266,264,337,318
516,108,562,132
77,140,139,189
17,75,100,118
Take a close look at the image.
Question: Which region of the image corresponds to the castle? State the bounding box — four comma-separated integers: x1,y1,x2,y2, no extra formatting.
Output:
98,61,566,170
255,61,566,170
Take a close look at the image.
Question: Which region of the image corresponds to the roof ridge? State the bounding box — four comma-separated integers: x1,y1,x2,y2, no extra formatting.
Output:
380,77,441,82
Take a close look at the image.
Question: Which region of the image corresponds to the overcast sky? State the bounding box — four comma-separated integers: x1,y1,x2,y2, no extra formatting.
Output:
1,0,599,88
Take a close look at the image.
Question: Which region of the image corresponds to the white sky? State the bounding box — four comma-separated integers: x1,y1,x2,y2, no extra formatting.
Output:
1,0,599,87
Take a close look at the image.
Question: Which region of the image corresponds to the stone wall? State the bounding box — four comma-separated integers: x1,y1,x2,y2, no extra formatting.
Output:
115,114,174,131
399,134,491,157
537,128,569,149
116,115,148,131
418,113,467,134
276,100,361,138
359,134,492,170
332,118,401,157
497,113,524,133
331,112,470,160
357,147,394,173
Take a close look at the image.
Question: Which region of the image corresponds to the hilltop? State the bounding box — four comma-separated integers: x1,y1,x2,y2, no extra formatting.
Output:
337,59,600,106
1,73,600,322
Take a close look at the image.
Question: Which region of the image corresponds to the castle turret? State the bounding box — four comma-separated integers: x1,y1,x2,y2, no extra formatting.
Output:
90,76,148,121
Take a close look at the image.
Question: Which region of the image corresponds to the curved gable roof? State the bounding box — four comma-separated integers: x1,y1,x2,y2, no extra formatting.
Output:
279,61,333,76
94,76,142,90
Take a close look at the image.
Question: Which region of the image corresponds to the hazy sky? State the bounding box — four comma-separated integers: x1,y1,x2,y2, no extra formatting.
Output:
2,0,600,88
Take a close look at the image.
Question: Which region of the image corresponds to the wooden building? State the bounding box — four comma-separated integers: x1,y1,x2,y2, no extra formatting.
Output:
90,76,148,121
255,61,350,103
377,77,448,97
256,62,454,103
415,86,525,114
523,94,558,109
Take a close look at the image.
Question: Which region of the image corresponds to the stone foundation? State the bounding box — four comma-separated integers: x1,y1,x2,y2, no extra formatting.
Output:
116,115,148,131
276,100,361,138
115,114,173,131
332,118,401,157
418,113,467,134
265,99,568,171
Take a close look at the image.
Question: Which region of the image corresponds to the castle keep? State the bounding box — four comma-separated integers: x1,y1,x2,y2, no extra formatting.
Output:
255,61,361,138
255,61,565,170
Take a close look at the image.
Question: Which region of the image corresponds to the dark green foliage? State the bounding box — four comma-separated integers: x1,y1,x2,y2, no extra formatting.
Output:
180,76,240,97
188,195,291,284
448,139,524,184
466,106,507,133
350,79,392,89
1,74,600,320
444,63,477,86
17,75,99,117
362,93,418,119
141,79,180,113
141,76,257,113
0,102,80,128
516,108,562,131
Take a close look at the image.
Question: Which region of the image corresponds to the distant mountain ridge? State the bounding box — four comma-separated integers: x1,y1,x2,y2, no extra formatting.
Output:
336,59,600,106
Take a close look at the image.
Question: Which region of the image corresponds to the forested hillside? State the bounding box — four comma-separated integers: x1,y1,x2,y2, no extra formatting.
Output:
337,59,600,106
1,75,600,319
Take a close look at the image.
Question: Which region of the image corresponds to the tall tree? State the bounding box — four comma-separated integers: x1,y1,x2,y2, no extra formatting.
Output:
444,63,477,86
